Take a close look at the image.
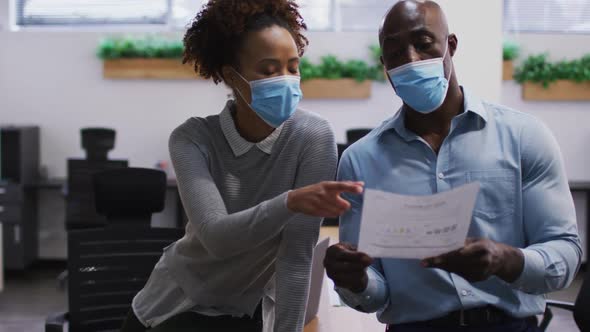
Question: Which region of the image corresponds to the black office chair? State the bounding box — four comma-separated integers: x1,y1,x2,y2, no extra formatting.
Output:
346,128,372,144
66,127,128,230
94,168,167,226
540,270,590,331
46,168,182,331
337,143,348,161
45,226,183,332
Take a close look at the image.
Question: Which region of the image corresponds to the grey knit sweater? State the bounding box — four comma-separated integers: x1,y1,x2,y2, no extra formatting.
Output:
132,101,337,332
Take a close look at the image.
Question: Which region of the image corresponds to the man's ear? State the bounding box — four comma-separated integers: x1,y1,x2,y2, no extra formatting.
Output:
448,33,458,57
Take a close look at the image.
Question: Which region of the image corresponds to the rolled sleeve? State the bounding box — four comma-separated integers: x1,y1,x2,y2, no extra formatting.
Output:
335,266,389,313
516,117,582,294
510,248,547,291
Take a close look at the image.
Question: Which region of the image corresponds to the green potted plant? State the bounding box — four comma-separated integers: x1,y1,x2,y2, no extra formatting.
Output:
299,46,385,99
502,41,519,80
97,36,385,95
514,53,590,100
97,36,196,79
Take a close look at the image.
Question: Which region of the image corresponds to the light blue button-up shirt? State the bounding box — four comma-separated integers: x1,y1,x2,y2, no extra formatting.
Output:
336,88,582,325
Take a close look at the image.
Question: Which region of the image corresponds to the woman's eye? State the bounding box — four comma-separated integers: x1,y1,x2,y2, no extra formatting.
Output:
262,66,276,76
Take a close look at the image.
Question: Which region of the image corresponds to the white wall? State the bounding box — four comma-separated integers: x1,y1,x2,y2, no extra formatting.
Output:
0,0,503,178
500,32,590,181
506,33,590,61
501,82,590,182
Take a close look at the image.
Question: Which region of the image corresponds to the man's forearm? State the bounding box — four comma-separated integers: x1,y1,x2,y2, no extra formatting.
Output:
495,243,525,283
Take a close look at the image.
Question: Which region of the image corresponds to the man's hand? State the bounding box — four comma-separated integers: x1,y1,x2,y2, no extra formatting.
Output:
421,238,525,283
324,243,374,293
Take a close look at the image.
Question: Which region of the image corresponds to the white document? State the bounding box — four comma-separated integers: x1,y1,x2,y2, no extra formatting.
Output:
358,182,480,259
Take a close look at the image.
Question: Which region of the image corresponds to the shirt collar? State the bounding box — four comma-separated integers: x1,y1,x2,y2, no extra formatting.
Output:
219,100,284,157
379,86,488,141
462,87,488,123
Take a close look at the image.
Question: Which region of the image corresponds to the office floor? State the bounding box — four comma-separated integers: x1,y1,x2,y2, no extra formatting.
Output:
0,227,583,332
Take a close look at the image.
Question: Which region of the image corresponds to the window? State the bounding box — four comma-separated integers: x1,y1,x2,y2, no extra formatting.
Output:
16,0,172,26
297,0,396,31
169,0,205,28
338,0,396,31
14,0,397,31
298,0,333,31
504,0,590,34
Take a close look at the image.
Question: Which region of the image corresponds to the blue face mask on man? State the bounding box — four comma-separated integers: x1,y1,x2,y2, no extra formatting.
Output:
387,40,453,114
232,69,303,128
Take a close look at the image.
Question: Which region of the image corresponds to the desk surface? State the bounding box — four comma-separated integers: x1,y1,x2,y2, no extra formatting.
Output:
0,223,3,292
570,181,590,191
33,178,590,192
304,227,385,332
32,178,179,190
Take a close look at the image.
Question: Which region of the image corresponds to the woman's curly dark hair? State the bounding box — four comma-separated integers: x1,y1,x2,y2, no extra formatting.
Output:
183,0,308,84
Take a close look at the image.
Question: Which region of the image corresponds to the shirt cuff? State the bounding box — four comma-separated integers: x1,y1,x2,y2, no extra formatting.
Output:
510,248,546,292
335,267,387,313
284,190,293,211
265,191,297,222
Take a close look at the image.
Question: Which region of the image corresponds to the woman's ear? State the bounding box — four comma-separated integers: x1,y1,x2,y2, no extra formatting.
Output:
222,65,236,88
222,66,252,104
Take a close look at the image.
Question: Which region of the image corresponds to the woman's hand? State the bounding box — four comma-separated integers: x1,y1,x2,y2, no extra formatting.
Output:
287,181,364,218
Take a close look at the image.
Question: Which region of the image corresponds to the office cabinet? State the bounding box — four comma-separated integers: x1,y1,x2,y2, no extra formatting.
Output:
0,126,39,270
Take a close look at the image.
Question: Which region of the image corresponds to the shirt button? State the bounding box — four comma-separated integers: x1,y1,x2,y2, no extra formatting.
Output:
438,172,445,180
461,290,468,296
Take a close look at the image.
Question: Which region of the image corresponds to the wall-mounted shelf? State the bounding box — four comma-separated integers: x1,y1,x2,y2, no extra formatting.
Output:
301,79,372,99
103,59,197,80
102,61,374,99
523,80,590,101
503,60,514,81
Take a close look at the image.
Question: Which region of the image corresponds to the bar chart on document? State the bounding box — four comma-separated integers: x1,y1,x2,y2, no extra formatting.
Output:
358,182,480,259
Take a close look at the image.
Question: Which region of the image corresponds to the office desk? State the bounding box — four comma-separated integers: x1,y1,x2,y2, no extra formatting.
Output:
33,178,183,260
570,182,590,263
0,223,3,291
33,178,185,227
25,179,590,264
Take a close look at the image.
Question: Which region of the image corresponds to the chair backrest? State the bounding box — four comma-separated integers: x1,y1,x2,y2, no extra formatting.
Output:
94,168,167,225
66,159,128,230
81,128,116,162
337,143,348,161
574,270,590,331
67,226,183,332
346,128,372,144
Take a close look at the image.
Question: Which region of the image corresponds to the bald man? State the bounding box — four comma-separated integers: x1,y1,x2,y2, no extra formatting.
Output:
323,1,581,331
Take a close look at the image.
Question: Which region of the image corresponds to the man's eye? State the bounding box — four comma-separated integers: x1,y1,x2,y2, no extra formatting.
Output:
416,42,432,51
389,50,404,58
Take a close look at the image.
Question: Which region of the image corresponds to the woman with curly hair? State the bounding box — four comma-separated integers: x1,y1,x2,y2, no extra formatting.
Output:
121,1,364,331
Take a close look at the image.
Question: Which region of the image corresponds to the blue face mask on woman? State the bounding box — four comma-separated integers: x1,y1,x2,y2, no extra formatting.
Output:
387,40,453,114
232,70,303,128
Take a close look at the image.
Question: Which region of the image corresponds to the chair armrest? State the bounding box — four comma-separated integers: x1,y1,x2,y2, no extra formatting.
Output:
539,300,576,331
56,270,68,291
45,311,68,332
546,299,575,311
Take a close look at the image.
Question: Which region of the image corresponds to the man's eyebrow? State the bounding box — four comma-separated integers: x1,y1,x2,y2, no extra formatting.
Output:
382,26,435,42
